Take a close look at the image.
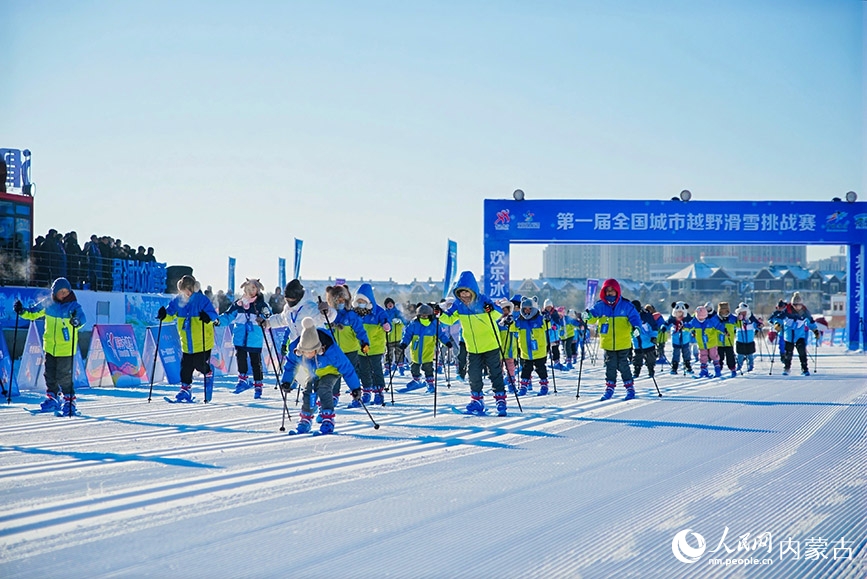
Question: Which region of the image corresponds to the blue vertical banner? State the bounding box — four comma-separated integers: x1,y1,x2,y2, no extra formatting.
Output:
585,279,599,309
293,239,303,280
848,244,864,350
228,256,236,294
443,239,458,299
483,238,511,299
278,257,286,290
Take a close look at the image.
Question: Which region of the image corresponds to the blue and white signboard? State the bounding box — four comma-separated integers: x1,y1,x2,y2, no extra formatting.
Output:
484,199,867,350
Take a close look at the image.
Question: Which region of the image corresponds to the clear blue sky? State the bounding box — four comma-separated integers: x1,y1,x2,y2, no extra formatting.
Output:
4,1,863,291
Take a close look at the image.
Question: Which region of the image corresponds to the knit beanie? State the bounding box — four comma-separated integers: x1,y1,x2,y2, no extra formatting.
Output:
296,317,322,354
285,279,305,302
791,292,803,305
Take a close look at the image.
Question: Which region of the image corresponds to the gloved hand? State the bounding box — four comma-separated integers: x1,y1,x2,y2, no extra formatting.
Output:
774,323,782,332
651,337,657,345
483,303,494,314
445,341,453,349
584,309,592,319
813,329,820,339
280,381,294,392
361,344,370,354
351,388,362,402
433,304,443,316
70,313,82,328
382,322,392,333
281,342,288,357
392,318,400,325
13,300,23,315
318,300,329,314
157,306,167,320
632,328,640,338
199,311,211,324
261,306,272,318
334,323,344,331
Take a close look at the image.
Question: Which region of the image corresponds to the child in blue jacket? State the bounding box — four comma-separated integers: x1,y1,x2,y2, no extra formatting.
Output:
776,292,818,376
281,317,362,435
15,277,86,415
734,302,763,373
219,278,272,399
400,304,452,393
631,300,659,380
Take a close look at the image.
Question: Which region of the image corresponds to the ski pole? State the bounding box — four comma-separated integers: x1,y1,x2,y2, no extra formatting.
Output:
357,394,380,429
444,345,451,388
650,371,662,397
386,352,397,405
433,315,440,417
544,318,558,394
278,383,291,431
768,331,775,375
262,325,281,390
813,333,819,374
575,341,585,398
68,313,78,417
269,327,284,390
6,312,20,404
147,318,163,403
487,309,522,412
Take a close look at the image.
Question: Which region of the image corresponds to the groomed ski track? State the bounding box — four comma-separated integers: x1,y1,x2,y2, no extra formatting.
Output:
1,349,865,578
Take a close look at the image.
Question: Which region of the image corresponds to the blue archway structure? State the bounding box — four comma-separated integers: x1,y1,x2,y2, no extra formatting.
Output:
483,199,867,351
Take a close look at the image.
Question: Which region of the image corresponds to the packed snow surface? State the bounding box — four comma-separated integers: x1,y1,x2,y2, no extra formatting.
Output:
1,348,865,578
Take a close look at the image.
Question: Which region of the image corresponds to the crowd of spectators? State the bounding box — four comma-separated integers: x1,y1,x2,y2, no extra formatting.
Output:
30,229,158,290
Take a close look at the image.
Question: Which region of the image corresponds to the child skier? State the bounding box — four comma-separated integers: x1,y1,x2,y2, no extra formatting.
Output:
776,292,818,376
354,283,392,406
631,300,659,380
322,285,369,413
562,309,578,368
542,299,565,371
496,298,519,393
734,302,763,373
438,271,509,416
157,275,220,403
585,279,647,401
667,302,693,375
684,304,726,378
14,277,86,415
514,297,551,396
399,304,452,392
384,297,407,376
219,278,271,399
715,302,739,378
280,317,362,435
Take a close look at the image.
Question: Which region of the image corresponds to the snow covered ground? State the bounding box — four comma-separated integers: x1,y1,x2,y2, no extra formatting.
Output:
1,348,865,578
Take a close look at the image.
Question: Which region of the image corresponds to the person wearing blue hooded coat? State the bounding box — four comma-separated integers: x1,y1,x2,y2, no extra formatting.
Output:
438,271,509,416
352,283,392,406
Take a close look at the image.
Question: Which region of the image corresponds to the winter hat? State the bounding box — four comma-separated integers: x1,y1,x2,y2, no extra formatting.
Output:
326,285,351,307
631,299,642,310
520,297,539,319
735,303,751,318
241,278,264,296
497,298,512,310
776,299,787,309
644,304,656,314
284,279,305,302
543,298,553,309
510,294,523,307
51,277,72,297
417,304,434,318
695,305,708,320
384,297,395,307
791,292,803,306
295,317,322,354
717,302,730,316
177,275,198,294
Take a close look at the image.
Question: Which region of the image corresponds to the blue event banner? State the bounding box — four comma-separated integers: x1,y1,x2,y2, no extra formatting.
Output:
86,324,147,387
443,239,458,299
228,257,236,295
484,199,867,245
585,279,599,310
143,324,183,385
294,239,303,280
278,257,286,291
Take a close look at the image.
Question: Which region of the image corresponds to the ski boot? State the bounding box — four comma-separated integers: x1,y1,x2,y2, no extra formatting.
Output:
537,379,549,396
518,379,528,397
425,378,436,394
801,370,810,376
60,395,78,416
465,393,485,415
175,384,193,402
319,410,335,434
40,392,61,412
781,368,790,376
600,382,615,401
373,390,385,406
233,375,252,394
405,378,424,391
362,390,371,404
730,369,737,378
253,382,263,399
203,372,214,402
294,412,313,434
495,393,507,417
624,384,636,401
